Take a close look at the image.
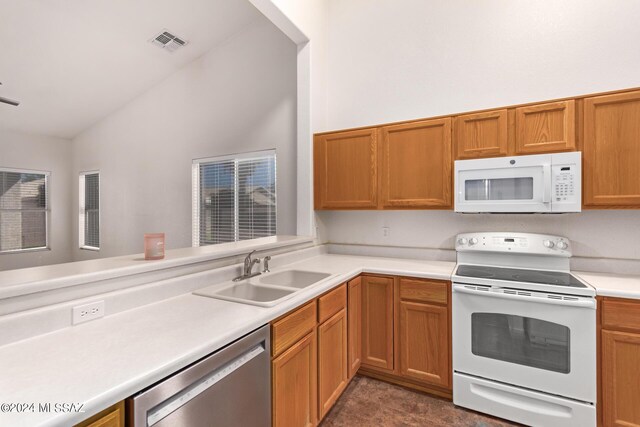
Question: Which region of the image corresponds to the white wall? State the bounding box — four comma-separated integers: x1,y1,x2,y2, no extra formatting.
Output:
326,0,640,130
0,131,73,270
318,0,640,273
72,20,297,260
249,0,330,236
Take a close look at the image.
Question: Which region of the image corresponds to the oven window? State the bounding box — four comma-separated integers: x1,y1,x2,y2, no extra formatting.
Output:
465,177,534,201
471,313,570,374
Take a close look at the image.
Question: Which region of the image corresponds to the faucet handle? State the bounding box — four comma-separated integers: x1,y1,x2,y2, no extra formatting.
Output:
263,256,271,273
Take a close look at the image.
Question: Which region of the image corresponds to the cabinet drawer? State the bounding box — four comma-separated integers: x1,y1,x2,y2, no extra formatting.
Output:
602,298,640,332
319,284,347,324
399,277,448,305
272,301,317,357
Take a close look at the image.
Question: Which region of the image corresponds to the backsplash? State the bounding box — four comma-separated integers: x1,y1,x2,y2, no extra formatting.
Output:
317,210,640,274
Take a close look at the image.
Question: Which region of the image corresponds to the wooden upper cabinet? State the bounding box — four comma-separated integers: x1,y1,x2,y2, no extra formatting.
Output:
314,129,378,209
454,109,508,160
379,118,452,208
361,275,394,371
515,100,576,154
584,90,640,207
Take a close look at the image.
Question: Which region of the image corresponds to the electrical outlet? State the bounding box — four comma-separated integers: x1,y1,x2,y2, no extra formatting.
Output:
382,227,390,237
72,300,105,325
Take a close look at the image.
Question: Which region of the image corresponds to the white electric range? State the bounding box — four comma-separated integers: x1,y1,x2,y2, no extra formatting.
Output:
451,232,596,427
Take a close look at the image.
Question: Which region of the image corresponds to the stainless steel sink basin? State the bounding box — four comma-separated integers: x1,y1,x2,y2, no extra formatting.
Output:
194,269,334,307
258,270,331,289
195,283,295,307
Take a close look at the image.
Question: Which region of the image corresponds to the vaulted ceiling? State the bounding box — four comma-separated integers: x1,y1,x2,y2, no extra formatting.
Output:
0,0,265,139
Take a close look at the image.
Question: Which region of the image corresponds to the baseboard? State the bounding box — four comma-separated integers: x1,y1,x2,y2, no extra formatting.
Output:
357,368,453,400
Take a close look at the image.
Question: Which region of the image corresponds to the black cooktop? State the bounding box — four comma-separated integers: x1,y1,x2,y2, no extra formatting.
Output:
456,264,588,288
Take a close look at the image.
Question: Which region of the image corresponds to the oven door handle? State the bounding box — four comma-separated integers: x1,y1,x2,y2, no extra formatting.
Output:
452,284,596,309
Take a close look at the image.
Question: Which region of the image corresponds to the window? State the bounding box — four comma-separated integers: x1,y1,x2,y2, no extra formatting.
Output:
79,171,100,250
0,168,49,253
192,150,276,246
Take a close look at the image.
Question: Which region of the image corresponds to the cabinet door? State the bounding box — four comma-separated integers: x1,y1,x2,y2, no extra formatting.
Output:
318,309,348,419
361,276,394,371
314,129,378,209
273,331,317,427
75,402,124,427
379,118,452,208
399,301,450,388
515,100,576,154
348,276,362,378
602,330,640,427
584,91,640,207
454,110,508,159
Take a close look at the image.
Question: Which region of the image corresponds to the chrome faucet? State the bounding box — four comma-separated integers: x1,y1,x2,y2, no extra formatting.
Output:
233,250,261,281
263,256,271,273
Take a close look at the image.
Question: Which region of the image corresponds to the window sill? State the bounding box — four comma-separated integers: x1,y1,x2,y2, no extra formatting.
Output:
0,247,50,255
80,246,100,252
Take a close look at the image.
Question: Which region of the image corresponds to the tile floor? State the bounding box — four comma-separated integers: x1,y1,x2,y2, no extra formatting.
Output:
320,375,519,427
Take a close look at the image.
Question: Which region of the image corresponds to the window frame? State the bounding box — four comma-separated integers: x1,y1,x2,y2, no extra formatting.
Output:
0,167,51,254
78,170,100,251
192,149,277,247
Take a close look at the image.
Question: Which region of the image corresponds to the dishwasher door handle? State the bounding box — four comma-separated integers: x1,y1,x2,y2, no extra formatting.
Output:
147,343,265,426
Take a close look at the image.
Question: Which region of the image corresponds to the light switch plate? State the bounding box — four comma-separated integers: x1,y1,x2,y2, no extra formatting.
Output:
72,300,105,325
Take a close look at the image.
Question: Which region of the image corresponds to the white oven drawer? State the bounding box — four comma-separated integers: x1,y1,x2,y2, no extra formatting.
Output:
452,284,596,403
454,373,595,427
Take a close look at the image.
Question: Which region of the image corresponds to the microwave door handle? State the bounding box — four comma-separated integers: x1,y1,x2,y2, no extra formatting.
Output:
542,163,552,204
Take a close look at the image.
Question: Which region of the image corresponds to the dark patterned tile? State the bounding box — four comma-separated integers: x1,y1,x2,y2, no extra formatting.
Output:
320,376,519,427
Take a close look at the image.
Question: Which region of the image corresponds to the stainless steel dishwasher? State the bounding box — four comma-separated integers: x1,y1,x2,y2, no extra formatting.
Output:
128,325,270,427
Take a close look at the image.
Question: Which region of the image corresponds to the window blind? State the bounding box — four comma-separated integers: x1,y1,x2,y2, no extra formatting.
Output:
0,169,49,253
193,150,276,246
79,172,100,249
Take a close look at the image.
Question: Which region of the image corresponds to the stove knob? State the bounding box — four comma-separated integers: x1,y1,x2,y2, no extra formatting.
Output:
543,240,555,248
557,241,568,250
457,237,468,245
469,238,478,246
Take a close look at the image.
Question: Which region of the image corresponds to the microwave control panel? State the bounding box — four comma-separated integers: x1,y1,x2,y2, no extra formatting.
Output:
552,165,577,202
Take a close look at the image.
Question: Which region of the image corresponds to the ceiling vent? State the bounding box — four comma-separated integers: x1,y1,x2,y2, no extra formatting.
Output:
151,30,188,53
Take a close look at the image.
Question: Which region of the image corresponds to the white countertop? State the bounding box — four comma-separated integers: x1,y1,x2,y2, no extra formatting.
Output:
575,270,640,300
0,253,454,427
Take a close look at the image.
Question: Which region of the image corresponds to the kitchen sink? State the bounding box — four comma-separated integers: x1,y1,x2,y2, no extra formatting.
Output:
194,269,334,307
258,270,331,289
195,283,296,307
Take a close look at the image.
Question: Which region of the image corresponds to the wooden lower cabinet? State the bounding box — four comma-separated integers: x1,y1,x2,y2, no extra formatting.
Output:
601,296,640,427
347,276,362,378
318,309,348,418
602,330,640,427
360,275,452,397
399,301,450,388
272,274,452,427
361,275,395,371
75,401,124,427
273,330,318,427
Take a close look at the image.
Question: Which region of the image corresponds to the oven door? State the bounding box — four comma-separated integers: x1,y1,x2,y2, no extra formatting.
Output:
452,284,596,403
455,155,552,213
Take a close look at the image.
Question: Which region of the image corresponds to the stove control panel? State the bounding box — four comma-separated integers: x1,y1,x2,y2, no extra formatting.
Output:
456,232,571,257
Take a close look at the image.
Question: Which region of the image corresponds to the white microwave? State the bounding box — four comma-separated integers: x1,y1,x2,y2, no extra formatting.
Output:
454,152,581,213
